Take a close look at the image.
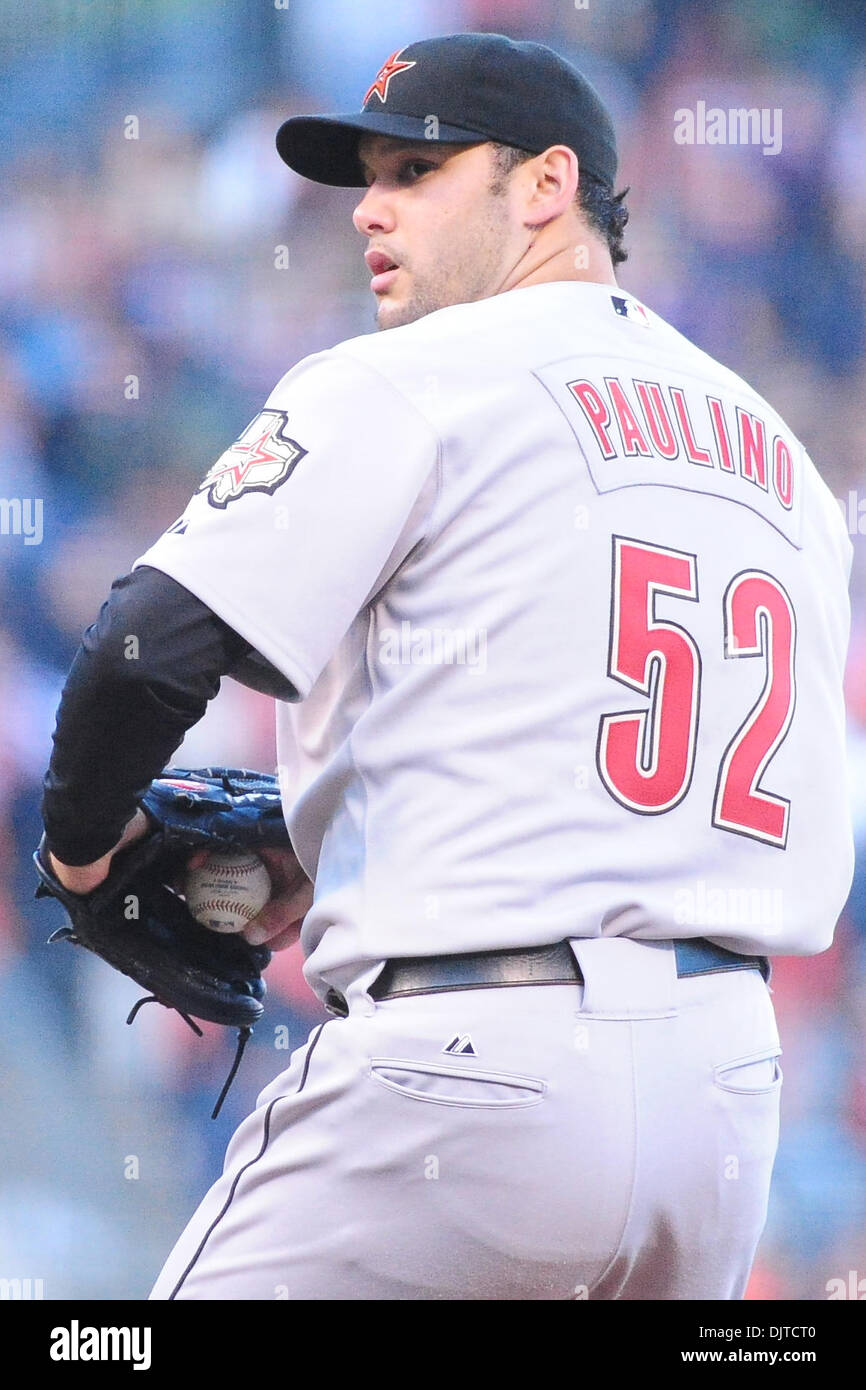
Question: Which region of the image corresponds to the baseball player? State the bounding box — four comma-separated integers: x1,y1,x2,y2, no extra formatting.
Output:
41,33,853,1300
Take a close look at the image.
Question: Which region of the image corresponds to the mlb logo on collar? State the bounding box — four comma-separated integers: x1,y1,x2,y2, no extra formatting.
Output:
611,294,652,327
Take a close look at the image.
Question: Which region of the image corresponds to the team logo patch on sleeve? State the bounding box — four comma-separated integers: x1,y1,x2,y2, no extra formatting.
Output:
197,410,307,509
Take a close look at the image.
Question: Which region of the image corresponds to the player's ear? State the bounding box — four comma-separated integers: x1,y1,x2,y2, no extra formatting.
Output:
524,146,580,226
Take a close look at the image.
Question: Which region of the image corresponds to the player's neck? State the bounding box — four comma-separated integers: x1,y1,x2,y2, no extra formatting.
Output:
500,231,618,296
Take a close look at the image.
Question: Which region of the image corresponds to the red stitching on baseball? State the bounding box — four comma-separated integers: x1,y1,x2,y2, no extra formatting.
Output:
206,860,263,878
196,898,259,919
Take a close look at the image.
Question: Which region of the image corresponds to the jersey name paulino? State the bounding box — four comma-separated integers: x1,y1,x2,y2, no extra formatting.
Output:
137,280,854,999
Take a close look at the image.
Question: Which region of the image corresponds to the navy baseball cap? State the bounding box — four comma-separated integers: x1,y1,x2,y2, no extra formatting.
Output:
276,32,617,189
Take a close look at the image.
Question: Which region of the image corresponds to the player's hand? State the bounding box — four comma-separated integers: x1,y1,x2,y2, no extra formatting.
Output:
48,809,152,896
183,844,313,951
243,846,313,950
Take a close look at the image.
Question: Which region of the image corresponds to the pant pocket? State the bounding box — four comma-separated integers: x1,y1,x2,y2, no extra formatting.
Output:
367,1057,547,1109
713,1047,782,1095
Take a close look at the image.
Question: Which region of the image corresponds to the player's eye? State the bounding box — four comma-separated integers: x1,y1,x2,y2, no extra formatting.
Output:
398,159,436,183
361,158,438,188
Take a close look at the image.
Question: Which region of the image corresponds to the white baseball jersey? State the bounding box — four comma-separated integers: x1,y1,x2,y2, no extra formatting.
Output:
136,280,854,1003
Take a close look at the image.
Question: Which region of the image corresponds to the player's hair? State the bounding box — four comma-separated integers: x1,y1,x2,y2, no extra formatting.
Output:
489,142,630,266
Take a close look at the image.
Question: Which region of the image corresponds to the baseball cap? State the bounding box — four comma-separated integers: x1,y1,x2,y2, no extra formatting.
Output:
276,32,617,189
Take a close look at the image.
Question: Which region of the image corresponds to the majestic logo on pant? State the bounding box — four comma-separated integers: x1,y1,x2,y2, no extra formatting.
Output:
442,1034,476,1056
197,410,307,509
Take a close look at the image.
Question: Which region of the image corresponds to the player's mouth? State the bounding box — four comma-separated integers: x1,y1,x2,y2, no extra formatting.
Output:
365,248,402,294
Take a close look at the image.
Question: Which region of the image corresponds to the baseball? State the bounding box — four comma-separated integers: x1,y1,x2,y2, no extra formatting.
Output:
184,850,272,934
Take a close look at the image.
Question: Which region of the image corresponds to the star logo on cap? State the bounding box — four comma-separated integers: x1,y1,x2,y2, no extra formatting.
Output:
363,48,416,108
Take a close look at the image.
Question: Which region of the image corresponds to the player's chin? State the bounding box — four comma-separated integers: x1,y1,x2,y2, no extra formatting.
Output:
374,293,405,329
375,292,426,332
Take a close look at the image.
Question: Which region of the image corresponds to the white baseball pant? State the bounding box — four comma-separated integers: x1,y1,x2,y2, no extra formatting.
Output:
150,936,781,1300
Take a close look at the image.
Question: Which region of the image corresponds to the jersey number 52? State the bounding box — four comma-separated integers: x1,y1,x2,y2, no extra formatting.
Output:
597,536,796,848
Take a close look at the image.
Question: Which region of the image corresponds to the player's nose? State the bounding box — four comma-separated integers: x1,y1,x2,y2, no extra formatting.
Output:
352,185,396,237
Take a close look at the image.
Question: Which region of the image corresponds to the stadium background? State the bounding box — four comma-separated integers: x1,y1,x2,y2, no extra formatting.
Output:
1,0,865,1300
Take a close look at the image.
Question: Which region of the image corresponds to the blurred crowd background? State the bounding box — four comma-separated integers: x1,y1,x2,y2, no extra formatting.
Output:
1,0,865,1300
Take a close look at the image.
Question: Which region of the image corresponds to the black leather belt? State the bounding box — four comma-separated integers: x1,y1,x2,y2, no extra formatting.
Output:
324,938,770,1017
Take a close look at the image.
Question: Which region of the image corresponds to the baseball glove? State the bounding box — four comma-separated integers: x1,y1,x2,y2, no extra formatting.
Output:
34,767,292,1115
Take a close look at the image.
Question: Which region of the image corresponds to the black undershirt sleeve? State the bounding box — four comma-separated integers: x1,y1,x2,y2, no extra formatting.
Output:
41,565,258,866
